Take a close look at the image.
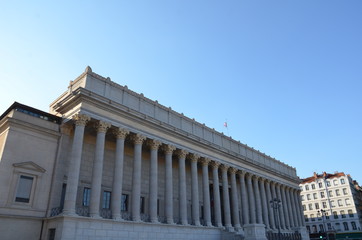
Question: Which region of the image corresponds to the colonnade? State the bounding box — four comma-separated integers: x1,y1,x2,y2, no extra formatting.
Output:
62,114,305,231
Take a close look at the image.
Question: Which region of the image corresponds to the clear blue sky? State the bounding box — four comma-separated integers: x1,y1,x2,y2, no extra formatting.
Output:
1,1,361,183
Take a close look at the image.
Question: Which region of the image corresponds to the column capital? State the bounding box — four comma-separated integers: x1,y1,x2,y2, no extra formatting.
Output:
220,164,229,172
229,167,238,174
131,133,146,144
189,153,200,163
60,124,72,135
259,177,267,183
176,149,188,159
113,128,129,139
95,121,111,133
200,158,211,166
237,170,246,177
72,113,90,126
162,144,176,154
210,161,220,169
252,174,261,180
148,139,162,150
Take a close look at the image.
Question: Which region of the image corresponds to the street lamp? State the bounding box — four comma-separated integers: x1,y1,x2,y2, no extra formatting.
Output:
270,198,282,239
317,209,329,240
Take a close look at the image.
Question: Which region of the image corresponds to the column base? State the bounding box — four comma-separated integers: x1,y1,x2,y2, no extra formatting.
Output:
243,223,267,240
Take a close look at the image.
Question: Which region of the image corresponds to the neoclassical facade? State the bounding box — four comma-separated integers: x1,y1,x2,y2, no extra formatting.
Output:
0,67,309,240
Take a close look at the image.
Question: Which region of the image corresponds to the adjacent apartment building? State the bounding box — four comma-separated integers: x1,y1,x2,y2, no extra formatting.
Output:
0,67,309,240
300,172,362,235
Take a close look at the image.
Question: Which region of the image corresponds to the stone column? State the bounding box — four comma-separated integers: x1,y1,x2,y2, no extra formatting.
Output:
238,171,249,225
190,154,201,226
211,161,222,227
90,121,111,218
131,133,146,222
177,149,188,225
201,158,212,227
276,183,286,230
63,114,90,215
265,180,275,229
230,168,241,229
270,182,278,229
260,178,270,229
221,165,232,229
111,128,129,220
253,176,263,224
163,144,176,224
281,185,290,230
148,139,162,223
286,187,295,228
247,173,256,224
290,188,300,227
295,189,306,226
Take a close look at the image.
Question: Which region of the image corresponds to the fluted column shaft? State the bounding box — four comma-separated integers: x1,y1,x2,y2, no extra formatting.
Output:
212,162,222,227
178,150,188,225
90,121,110,217
239,171,249,225
286,187,295,227
270,182,278,229
290,189,300,227
253,176,263,224
201,158,212,226
230,168,241,229
164,144,176,224
221,165,232,228
276,184,286,229
131,134,146,221
265,181,275,229
281,185,290,229
191,154,200,226
111,128,128,220
148,139,161,223
63,114,90,215
260,179,270,228
247,174,256,224
295,190,306,226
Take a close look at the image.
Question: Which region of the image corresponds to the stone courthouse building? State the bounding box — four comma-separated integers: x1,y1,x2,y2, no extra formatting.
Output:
0,67,309,240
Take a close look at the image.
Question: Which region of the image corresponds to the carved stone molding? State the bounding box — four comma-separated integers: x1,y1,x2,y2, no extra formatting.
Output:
131,133,146,145
95,121,111,133
220,164,229,172
113,128,129,139
162,144,176,154
176,149,188,159
72,114,90,126
229,167,238,174
148,139,162,150
238,170,246,177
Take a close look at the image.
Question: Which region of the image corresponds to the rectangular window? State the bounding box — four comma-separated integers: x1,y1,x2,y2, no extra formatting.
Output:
320,192,325,198
341,210,346,218
15,175,34,203
333,211,338,219
336,189,340,196
303,205,306,211
352,222,357,230
83,187,91,206
343,222,349,231
326,181,331,187
305,185,309,191
102,191,111,209
313,193,317,199
322,201,327,208
343,188,348,195
309,203,313,210
345,198,351,206
348,209,354,217
140,196,145,214
328,190,333,197
338,199,343,207
304,215,309,222
312,184,315,189
48,228,56,240
318,182,323,188
315,203,320,209
331,200,335,207
121,194,128,211
307,194,311,200
333,180,338,186
341,178,345,184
